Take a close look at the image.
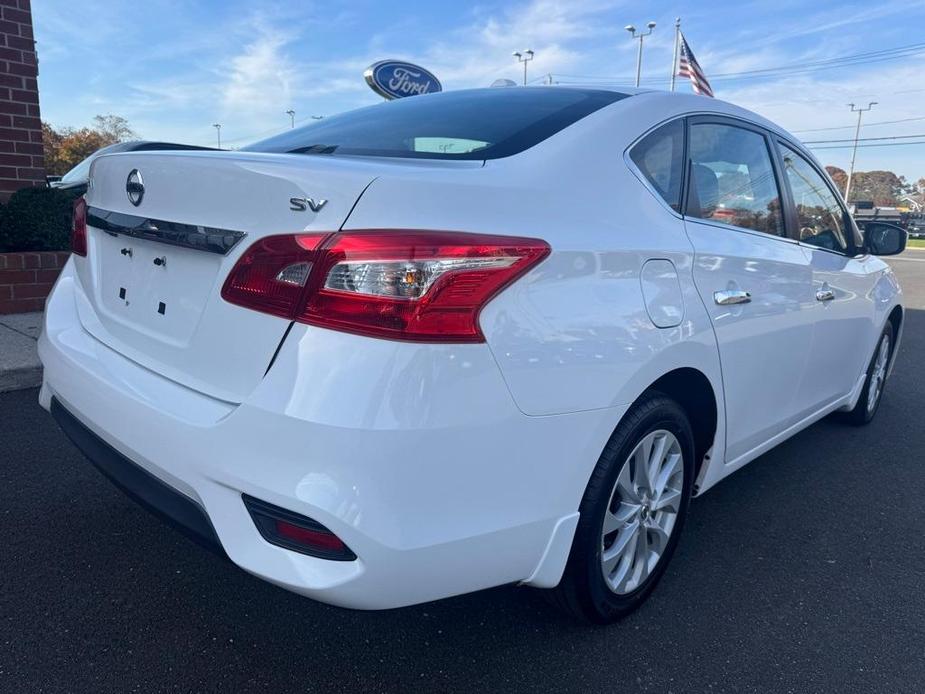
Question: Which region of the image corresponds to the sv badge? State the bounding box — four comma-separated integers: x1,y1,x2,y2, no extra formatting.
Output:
289,197,328,212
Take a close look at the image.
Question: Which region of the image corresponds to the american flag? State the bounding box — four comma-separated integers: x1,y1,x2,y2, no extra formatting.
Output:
677,33,714,97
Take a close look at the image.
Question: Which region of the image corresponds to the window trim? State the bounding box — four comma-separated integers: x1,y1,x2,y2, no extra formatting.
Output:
625,111,859,253
682,114,790,242
773,137,858,257
623,115,688,219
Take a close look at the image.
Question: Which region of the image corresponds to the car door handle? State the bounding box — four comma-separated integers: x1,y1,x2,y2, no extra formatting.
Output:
816,288,835,302
714,289,752,305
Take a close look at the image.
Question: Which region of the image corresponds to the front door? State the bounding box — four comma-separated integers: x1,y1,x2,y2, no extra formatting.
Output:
682,118,817,464
775,142,881,411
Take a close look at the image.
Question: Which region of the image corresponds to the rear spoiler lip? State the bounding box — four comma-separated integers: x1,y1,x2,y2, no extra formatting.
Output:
86,206,247,255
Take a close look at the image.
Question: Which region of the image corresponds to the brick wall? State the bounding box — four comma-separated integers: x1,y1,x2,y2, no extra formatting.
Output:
0,250,67,313
0,0,43,202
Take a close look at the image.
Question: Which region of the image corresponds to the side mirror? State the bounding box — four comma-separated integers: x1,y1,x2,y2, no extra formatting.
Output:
862,222,907,256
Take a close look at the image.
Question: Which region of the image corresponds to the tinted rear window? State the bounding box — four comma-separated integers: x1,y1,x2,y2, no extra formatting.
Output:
244,88,629,161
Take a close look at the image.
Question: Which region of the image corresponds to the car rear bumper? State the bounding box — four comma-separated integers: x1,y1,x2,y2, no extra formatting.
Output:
50,397,226,556
38,261,624,609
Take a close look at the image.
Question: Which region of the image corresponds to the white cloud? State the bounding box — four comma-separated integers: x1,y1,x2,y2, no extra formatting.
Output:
221,25,297,123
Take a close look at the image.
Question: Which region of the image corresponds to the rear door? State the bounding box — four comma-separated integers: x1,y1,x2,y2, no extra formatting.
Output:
682,116,816,463
774,141,879,409
79,151,378,402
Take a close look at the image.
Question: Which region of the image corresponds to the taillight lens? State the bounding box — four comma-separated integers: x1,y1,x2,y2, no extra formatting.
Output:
222,230,549,342
221,233,329,319
71,196,87,256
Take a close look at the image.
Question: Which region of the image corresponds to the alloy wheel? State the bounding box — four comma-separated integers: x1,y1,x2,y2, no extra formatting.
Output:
601,429,684,595
867,334,891,414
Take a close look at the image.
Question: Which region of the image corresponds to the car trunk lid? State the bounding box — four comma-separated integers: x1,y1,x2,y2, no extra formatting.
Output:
77,150,377,402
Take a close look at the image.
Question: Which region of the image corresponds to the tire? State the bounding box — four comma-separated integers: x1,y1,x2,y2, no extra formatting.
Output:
845,323,893,426
549,391,695,624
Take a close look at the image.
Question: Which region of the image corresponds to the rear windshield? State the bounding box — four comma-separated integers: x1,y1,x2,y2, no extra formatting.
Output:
244,88,629,161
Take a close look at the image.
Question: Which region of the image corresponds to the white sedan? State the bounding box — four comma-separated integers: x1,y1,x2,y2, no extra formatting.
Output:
39,86,905,623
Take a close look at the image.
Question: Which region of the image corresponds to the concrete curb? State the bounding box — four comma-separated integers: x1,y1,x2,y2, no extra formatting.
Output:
0,364,42,392
0,312,42,394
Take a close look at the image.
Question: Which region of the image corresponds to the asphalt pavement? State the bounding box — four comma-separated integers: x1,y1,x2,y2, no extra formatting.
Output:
2,252,924,693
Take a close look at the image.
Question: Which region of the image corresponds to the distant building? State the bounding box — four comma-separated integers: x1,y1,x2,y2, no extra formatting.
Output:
0,0,43,202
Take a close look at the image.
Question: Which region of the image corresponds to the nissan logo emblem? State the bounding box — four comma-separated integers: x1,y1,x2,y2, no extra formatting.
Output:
126,169,145,206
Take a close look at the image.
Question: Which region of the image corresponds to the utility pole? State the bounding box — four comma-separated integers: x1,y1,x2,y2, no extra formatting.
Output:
212,123,222,149
844,102,876,204
669,18,681,92
625,21,656,88
286,109,295,128
512,50,534,86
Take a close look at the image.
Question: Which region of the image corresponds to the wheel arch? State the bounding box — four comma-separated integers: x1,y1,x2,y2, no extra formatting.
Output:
887,303,903,339
885,303,904,377
638,367,719,494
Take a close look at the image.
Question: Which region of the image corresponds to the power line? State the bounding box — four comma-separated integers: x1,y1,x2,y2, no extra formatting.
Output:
551,41,925,87
792,116,925,133
803,133,925,144
706,42,925,79
807,141,925,150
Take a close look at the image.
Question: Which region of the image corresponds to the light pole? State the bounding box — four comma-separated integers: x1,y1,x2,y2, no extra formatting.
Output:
286,109,295,128
625,21,656,88
212,123,222,149
669,18,681,91
844,102,876,204
512,49,534,86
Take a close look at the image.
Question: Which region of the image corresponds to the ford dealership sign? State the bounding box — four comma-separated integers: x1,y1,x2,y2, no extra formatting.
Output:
364,60,442,100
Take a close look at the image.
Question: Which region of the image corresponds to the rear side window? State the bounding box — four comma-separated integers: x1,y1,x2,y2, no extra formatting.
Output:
245,88,629,161
686,123,784,236
630,119,684,212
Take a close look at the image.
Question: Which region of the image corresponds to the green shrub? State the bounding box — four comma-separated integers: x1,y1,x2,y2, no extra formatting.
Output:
0,186,80,252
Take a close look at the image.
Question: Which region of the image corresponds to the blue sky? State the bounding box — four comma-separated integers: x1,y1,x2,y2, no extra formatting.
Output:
33,0,925,182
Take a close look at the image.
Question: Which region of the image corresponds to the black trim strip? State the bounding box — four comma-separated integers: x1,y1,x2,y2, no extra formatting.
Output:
50,398,228,559
87,206,246,255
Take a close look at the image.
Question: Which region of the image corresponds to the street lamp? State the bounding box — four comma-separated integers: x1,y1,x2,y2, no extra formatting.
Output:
625,21,656,88
212,123,222,149
512,49,535,86
844,102,877,204
286,109,295,128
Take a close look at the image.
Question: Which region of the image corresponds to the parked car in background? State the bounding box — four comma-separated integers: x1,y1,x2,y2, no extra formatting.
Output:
907,217,925,238
49,141,215,196
39,87,906,624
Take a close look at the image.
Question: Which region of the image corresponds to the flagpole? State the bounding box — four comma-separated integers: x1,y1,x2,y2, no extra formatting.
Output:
669,18,681,92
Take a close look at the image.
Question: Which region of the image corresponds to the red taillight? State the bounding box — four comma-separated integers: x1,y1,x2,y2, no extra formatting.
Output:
220,233,329,319
222,230,550,342
71,197,87,256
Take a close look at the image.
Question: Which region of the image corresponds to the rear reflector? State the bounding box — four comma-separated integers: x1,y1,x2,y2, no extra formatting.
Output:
242,494,356,561
71,197,87,256
222,230,550,342
275,520,347,552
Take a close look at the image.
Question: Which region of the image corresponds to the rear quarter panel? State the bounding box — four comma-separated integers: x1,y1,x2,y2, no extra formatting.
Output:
344,93,725,423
